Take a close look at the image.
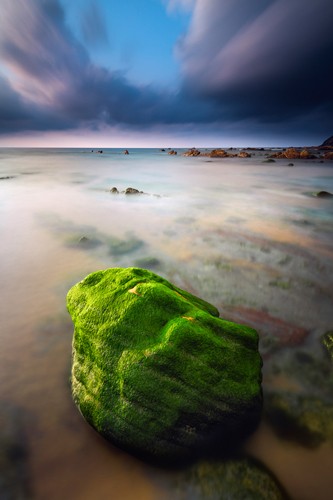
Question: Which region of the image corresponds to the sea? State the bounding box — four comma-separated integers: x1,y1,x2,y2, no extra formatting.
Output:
1,147,333,499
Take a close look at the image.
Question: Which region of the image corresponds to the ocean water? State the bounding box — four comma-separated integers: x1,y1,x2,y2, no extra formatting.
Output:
0,147,333,499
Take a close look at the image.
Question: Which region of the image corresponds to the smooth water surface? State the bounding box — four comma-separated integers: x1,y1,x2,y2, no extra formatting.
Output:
1,148,333,499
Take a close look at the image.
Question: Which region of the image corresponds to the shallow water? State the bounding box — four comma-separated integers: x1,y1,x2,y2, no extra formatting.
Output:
1,148,333,499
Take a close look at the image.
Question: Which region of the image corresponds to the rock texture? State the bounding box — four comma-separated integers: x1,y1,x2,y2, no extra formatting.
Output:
183,148,201,157
171,458,287,500
67,267,262,463
269,148,317,159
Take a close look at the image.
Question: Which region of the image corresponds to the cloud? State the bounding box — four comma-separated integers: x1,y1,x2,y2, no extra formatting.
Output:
80,1,109,47
178,0,333,125
0,0,332,142
0,0,219,134
164,0,195,13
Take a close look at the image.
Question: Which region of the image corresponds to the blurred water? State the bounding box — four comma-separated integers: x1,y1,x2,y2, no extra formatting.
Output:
0,148,333,499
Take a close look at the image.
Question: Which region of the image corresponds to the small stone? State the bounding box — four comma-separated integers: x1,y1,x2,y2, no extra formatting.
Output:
110,187,119,194
315,191,333,198
134,257,161,270
125,187,142,195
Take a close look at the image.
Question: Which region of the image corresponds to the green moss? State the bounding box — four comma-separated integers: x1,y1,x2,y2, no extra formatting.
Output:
322,331,333,360
67,267,262,463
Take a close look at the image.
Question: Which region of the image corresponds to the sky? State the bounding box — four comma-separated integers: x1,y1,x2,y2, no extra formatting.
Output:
0,0,332,147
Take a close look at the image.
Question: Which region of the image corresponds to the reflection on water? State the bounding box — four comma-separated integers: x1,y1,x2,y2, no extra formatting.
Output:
1,148,333,499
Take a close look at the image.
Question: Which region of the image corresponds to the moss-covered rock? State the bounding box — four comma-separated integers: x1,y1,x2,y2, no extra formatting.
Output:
67,267,262,463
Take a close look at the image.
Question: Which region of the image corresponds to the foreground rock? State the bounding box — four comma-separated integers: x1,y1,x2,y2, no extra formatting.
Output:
67,267,262,464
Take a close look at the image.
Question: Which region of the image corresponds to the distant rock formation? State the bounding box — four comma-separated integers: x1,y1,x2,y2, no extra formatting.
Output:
319,135,333,149
207,149,251,158
269,148,317,159
183,148,201,157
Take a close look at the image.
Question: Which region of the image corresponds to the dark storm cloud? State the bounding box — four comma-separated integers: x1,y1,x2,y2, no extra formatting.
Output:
0,0,332,139
0,0,218,135
178,0,333,129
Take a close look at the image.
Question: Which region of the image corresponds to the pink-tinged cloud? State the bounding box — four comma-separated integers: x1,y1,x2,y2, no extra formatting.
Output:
180,0,332,88
178,0,333,120
0,0,332,143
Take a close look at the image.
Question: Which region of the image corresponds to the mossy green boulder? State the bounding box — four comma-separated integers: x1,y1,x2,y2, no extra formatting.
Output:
67,267,262,463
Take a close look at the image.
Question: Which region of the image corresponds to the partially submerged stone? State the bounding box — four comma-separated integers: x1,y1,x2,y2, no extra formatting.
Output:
67,267,262,463
171,458,287,500
322,331,333,360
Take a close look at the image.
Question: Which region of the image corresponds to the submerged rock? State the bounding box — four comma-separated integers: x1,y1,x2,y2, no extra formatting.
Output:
171,458,287,500
0,404,31,499
67,267,262,463
107,235,143,255
265,392,333,448
314,191,333,198
134,256,162,270
124,187,144,195
322,331,333,360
